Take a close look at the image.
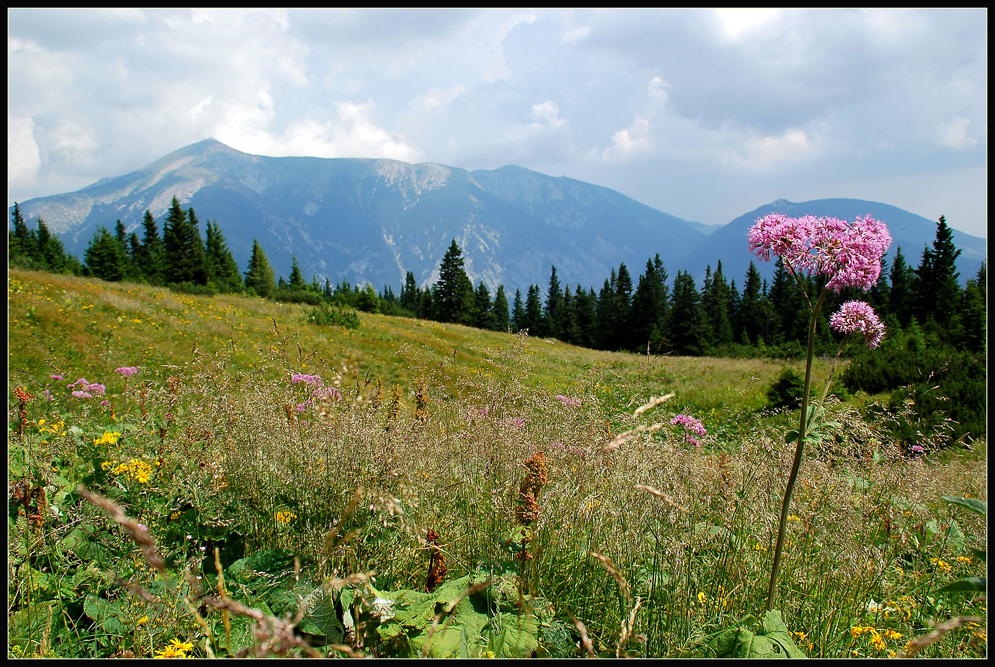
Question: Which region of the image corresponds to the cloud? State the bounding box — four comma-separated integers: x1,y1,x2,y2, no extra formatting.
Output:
7,114,41,189
601,117,653,162
939,117,979,150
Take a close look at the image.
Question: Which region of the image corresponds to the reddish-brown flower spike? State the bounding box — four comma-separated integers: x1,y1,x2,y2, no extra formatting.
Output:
425,528,447,593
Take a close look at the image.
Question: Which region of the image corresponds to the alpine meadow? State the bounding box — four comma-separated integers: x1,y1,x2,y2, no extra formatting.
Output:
7,199,988,658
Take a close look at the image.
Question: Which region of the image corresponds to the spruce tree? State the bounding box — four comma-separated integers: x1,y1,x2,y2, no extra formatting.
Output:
9,202,36,263
544,266,564,339
139,210,165,285
185,207,210,285
666,270,709,356
888,247,915,327
472,280,493,330
83,226,128,282
244,239,276,297
204,220,243,292
524,284,545,336
434,240,475,324
703,260,734,349
631,255,669,353
511,289,526,332
492,285,511,332
288,256,306,291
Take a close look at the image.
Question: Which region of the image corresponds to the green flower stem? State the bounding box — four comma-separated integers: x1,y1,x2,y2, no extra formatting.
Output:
766,288,828,611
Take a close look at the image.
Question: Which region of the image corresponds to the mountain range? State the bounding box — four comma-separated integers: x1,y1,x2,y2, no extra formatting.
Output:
10,138,986,295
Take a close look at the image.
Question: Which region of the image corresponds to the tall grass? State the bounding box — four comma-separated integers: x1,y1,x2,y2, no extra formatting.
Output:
8,269,987,658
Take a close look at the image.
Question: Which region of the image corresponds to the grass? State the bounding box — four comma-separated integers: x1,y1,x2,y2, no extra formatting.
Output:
7,268,988,658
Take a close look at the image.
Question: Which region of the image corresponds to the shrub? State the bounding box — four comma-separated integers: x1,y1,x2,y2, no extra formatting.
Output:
766,368,803,410
305,303,361,329
271,289,322,305
169,281,216,296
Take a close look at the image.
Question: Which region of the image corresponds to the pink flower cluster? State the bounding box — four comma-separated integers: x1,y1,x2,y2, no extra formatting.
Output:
115,366,138,376
829,301,886,349
748,213,891,292
555,394,582,408
670,414,706,447
67,377,106,399
291,373,322,386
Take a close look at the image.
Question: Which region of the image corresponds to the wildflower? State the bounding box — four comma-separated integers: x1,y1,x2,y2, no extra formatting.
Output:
829,301,885,348
670,413,706,446
787,515,801,522
274,511,297,524
136,615,149,625
929,557,952,573
72,390,93,399
50,374,63,381
555,394,582,408
956,556,972,564
154,639,194,659
115,366,138,376
697,591,707,605
425,528,447,593
291,373,322,386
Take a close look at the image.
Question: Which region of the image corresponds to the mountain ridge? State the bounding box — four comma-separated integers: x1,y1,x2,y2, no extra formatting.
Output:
10,139,986,293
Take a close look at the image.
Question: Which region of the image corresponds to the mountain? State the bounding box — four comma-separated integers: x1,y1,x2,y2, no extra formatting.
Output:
680,198,987,286
10,138,707,295
10,139,986,294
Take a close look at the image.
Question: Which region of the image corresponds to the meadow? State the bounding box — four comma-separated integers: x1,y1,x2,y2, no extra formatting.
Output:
7,268,987,658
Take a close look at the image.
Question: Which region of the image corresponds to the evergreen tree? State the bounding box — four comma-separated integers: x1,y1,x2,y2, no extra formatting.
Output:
523,284,545,336
9,202,34,260
544,266,564,339
434,240,475,324
666,270,709,355
613,264,634,349
356,283,380,313
472,281,493,330
914,216,963,335
400,271,420,314
244,239,276,297
511,289,526,332
204,220,243,292
559,285,582,345
767,257,810,345
888,247,914,327
139,210,165,285
737,261,765,346
34,218,70,273
594,272,617,350
492,285,511,332
83,226,128,282
958,261,986,353
703,260,734,349
572,286,598,349
163,197,198,284
288,256,306,291
631,255,669,353
185,208,210,285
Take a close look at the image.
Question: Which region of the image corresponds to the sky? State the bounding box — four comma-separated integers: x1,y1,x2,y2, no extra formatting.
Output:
7,8,989,238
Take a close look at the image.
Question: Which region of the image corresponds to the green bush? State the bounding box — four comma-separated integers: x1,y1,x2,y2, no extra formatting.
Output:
271,289,323,305
169,281,216,296
306,303,361,329
767,368,803,410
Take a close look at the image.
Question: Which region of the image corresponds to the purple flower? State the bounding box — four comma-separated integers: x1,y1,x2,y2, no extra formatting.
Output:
555,395,582,408
313,387,341,402
501,417,525,429
84,383,106,395
670,414,706,436
291,373,322,386
830,301,885,349
115,366,138,377
100,400,111,407
50,374,64,381
748,213,891,292
71,390,93,399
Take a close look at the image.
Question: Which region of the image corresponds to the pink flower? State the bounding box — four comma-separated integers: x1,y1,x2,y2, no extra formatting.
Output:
50,374,63,381
747,213,891,292
555,395,581,408
115,366,138,377
291,373,322,386
829,301,885,349
71,390,93,399
670,414,706,436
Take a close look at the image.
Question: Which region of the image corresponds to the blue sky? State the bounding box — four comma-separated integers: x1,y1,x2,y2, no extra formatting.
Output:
7,8,988,237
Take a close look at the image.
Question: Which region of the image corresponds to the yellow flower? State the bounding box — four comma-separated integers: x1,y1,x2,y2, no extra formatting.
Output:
883,630,903,641
956,556,972,564
929,557,952,573
136,615,149,625
154,639,194,658
274,511,297,524
697,591,707,605
787,515,801,522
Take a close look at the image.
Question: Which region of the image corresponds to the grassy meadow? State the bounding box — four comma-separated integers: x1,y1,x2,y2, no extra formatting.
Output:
7,268,987,658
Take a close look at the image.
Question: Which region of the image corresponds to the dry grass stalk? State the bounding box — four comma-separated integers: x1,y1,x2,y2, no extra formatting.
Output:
589,551,630,604
632,392,675,417
571,615,597,658
77,485,166,573
616,596,643,658
897,616,986,657
601,423,664,454
323,487,364,558
201,596,323,658
635,484,686,512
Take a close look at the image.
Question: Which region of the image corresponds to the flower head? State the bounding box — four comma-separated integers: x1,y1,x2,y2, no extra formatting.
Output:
829,301,885,348
115,366,138,377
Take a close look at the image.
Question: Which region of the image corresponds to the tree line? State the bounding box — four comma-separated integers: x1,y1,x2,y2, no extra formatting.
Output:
9,202,985,361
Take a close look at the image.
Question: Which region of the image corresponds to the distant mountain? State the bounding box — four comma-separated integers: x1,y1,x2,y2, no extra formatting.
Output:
10,140,985,294
680,198,987,286
10,138,707,295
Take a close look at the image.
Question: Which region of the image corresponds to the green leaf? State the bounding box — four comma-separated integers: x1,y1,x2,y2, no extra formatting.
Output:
784,430,799,444
937,577,987,594
83,595,129,636
942,496,987,517
691,611,806,658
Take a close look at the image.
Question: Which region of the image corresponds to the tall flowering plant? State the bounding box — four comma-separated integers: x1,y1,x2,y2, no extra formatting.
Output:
748,213,891,611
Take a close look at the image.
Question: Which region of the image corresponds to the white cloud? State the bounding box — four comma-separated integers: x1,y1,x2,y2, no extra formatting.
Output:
7,114,41,190
939,117,978,150
729,128,820,169
411,85,467,113
531,101,564,127
601,117,652,162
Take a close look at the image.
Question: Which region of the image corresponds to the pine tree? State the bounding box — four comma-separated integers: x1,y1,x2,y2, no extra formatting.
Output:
472,280,493,330
914,216,963,335
572,285,598,348
492,285,511,332
631,255,669,353
204,220,243,292
958,261,986,353
666,270,709,356
523,284,545,336
888,247,915,327
34,218,69,273
288,256,306,291
703,260,734,350
400,271,420,314
544,266,564,339
139,210,165,285
185,208,210,285
511,289,526,333
434,240,475,324
9,202,35,261
244,239,276,297
83,226,129,282
594,272,617,350
614,264,634,349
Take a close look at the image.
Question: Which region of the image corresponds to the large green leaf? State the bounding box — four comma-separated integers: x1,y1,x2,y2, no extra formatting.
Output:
942,496,987,517
937,577,987,594
693,610,807,658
